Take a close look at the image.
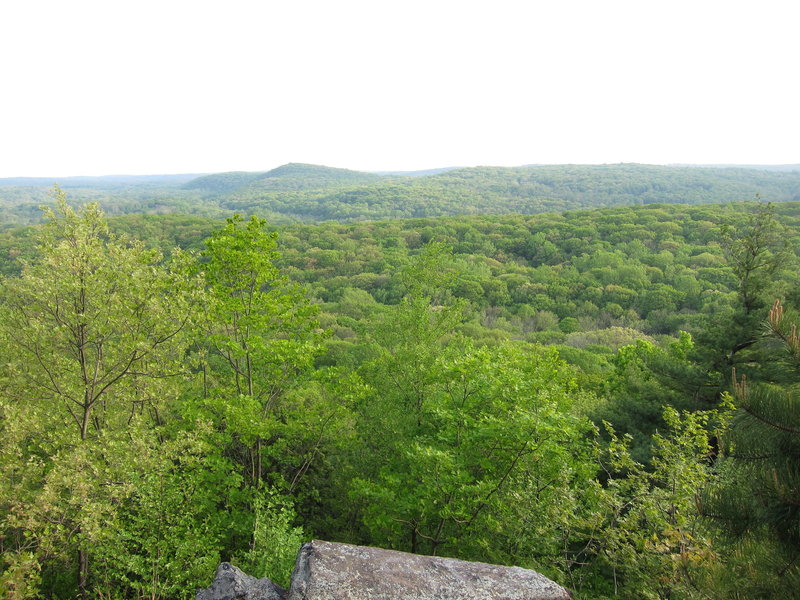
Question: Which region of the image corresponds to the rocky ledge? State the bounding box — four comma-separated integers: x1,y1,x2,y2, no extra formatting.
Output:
196,540,572,600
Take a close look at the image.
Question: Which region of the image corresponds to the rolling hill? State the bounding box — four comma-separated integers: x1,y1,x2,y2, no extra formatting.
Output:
2,162,800,224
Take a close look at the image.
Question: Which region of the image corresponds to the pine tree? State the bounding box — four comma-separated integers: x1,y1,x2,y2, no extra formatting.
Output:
702,299,800,592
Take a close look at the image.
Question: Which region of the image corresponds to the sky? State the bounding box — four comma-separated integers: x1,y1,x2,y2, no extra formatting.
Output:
1,0,798,177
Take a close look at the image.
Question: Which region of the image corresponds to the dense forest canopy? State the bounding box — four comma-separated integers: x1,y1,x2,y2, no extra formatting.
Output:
1,180,799,599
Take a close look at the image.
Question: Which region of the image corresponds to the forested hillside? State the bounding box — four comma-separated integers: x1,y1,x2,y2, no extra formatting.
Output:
215,163,800,222
1,193,799,599
2,163,800,225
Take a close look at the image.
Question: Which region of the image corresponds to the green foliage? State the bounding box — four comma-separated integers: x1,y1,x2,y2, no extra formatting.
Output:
4,200,800,358
0,191,208,597
0,199,323,598
719,202,788,315
86,426,238,599
201,215,321,397
235,491,305,588
353,337,602,561
559,316,581,333
597,333,712,463
0,191,201,442
214,164,800,223
336,247,602,570
3,189,800,598
197,214,323,489
0,552,41,600
588,408,723,599
699,300,800,592
564,326,653,351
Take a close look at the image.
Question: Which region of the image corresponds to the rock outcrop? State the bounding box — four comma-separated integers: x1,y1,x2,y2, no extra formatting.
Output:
195,562,286,600
196,540,572,600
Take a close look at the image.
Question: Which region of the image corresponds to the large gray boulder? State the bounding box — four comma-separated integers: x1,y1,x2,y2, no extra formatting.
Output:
197,540,571,600
288,540,571,600
195,562,287,600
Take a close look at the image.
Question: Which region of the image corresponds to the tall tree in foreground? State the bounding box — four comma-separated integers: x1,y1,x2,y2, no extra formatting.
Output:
701,299,800,596
197,214,323,488
186,215,331,592
0,191,202,597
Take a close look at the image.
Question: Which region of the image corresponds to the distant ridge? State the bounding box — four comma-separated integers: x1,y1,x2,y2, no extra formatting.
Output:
2,162,800,225
669,164,800,172
183,171,265,194
206,162,800,222
373,167,461,177
0,173,203,188
184,163,384,194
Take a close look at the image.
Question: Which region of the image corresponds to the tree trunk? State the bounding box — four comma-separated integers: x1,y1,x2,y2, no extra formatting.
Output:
78,548,89,597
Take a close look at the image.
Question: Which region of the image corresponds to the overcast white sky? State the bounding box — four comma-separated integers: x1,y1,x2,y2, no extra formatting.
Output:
1,0,797,177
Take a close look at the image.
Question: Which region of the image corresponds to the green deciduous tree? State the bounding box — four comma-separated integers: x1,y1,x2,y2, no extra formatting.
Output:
0,191,203,597
591,408,722,599
197,214,323,487
1,191,199,443
353,341,599,560
184,214,336,594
